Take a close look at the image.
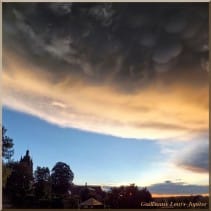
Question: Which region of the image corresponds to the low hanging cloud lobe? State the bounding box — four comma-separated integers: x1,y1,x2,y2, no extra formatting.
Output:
176,139,209,173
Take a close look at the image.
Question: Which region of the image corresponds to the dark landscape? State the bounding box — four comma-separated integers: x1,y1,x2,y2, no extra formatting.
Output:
2,126,209,209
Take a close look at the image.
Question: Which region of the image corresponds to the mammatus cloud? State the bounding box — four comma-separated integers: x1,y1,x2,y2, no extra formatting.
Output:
3,3,208,84
148,180,209,195
2,3,208,141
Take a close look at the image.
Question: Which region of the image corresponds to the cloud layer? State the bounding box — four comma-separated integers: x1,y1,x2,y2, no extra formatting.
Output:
148,180,209,195
175,139,209,173
2,2,209,149
3,3,209,87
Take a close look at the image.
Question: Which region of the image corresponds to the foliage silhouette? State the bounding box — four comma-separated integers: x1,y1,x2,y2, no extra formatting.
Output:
2,126,15,202
51,162,74,197
34,166,51,202
2,126,14,161
106,184,152,208
2,163,12,189
5,162,34,208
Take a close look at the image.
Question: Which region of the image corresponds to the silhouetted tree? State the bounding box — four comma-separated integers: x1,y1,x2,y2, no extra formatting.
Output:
2,126,14,162
106,187,120,208
35,166,50,183
80,186,91,201
5,161,34,208
34,166,51,202
2,163,12,189
2,126,14,206
51,162,74,197
138,187,152,203
106,184,152,208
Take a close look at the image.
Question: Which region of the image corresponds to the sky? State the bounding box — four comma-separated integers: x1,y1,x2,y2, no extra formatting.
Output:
2,2,209,196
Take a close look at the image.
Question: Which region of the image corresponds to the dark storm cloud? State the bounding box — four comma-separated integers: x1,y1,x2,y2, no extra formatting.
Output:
176,140,209,173
148,180,209,195
2,3,209,141
3,2,209,90
152,39,183,64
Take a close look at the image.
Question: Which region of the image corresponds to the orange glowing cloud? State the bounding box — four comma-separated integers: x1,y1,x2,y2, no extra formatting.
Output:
2,50,208,141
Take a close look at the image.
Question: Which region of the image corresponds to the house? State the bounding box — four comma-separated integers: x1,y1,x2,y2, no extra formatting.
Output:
80,197,104,209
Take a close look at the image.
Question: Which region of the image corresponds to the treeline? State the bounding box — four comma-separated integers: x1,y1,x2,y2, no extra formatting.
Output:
2,126,152,208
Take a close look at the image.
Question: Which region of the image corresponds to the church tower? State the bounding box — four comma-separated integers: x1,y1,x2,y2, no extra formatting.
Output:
20,150,33,178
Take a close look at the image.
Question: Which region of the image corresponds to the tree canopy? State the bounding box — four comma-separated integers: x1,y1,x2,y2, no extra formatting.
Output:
2,126,14,161
51,162,74,196
35,167,50,183
106,184,152,208
5,161,34,207
34,166,51,200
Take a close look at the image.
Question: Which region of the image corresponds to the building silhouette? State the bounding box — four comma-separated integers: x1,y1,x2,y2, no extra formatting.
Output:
20,150,33,179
